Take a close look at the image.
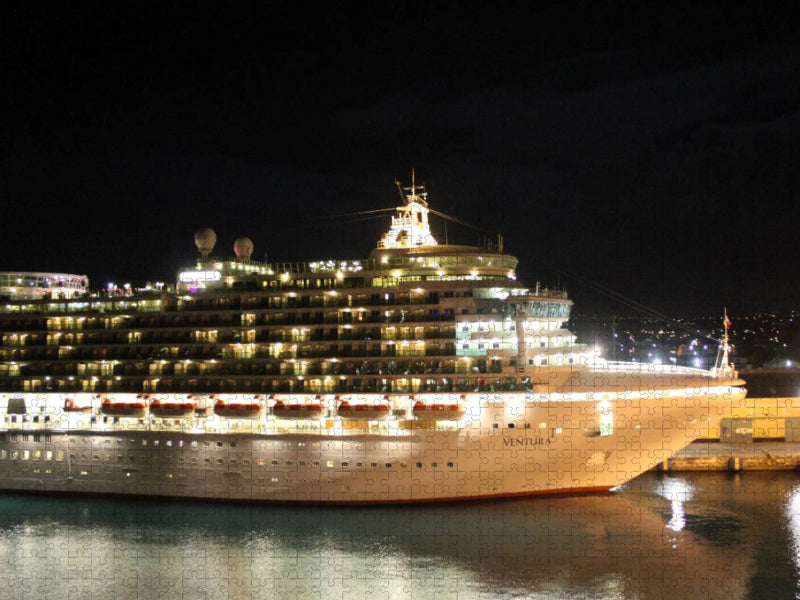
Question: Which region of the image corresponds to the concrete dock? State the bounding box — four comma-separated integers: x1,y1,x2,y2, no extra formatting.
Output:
656,441,800,472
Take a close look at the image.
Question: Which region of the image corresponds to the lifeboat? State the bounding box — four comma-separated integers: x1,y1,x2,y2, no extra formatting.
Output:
213,399,263,419
63,398,91,412
412,398,465,421
272,398,325,420
337,397,391,420
100,397,147,417
150,398,197,418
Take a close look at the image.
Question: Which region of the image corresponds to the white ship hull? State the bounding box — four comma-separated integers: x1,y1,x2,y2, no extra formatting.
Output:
0,372,744,503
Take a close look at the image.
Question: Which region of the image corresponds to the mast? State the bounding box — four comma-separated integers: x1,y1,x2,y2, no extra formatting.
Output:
712,309,734,377
379,172,437,249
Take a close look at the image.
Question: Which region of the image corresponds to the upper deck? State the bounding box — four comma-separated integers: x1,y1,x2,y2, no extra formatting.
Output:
0,272,88,300
0,180,586,397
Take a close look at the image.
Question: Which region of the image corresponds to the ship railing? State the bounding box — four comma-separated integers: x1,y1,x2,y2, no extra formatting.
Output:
194,254,519,276
506,289,569,300
597,360,712,376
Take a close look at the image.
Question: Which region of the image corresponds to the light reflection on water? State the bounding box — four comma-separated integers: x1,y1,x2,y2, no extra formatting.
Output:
0,472,799,599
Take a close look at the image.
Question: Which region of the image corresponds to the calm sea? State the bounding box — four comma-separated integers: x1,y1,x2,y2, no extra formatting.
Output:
1,471,799,600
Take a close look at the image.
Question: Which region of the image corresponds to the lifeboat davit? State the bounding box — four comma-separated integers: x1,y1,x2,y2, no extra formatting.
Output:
100,397,147,417
150,398,197,418
337,398,391,420
412,398,465,421
272,398,325,420
213,399,264,419
63,398,91,412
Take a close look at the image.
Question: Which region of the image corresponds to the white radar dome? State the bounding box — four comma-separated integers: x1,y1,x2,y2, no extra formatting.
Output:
194,228,217,256
234,237,254,260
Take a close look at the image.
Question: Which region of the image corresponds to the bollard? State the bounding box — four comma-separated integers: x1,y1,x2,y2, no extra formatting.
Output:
728,457,742,471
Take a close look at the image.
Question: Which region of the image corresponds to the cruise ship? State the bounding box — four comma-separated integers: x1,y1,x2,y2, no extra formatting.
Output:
0,180,745,503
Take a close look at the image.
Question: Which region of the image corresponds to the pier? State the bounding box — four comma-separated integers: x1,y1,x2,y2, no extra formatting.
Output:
653,395,800,472
656,441,800,472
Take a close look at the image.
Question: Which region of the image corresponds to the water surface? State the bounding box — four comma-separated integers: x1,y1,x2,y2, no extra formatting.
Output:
1,472,799,599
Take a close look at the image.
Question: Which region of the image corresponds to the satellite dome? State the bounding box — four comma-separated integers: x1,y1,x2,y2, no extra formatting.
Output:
194,228,217,254
233,237,254,260
194,228,217,262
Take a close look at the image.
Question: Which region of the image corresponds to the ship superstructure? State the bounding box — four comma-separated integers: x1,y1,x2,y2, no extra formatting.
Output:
0,180,745,503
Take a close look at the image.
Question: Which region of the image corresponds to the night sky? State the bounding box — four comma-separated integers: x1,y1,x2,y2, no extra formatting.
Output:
4,4,800,315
